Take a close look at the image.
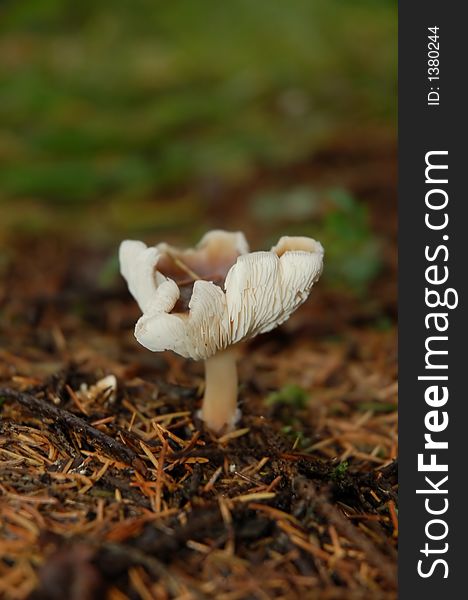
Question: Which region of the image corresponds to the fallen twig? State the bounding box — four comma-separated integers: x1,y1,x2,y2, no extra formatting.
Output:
0,388,147,475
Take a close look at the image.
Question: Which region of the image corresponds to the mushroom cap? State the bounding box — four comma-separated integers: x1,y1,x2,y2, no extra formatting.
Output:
120,230,324,360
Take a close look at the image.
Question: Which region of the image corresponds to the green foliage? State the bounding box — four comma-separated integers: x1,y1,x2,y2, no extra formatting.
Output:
252,186,322,222
259,186,382,295
265,385,312,448
374,316,393,331
281,425,311,450
0,0,396,217
317,189,381,294
97,254,120,289
265,383,309,410
331,460,349,480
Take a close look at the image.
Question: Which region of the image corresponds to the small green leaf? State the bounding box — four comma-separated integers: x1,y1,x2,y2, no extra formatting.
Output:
332,461,349,480
265,384,308,409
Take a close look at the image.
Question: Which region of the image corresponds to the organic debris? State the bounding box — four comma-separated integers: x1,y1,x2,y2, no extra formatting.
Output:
0,133,397,598
0,242,397,600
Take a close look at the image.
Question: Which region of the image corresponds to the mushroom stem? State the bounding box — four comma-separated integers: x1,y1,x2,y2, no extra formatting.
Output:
201,347,238,432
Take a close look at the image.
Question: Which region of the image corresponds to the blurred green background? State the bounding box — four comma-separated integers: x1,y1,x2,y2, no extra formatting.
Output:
0,0,397,296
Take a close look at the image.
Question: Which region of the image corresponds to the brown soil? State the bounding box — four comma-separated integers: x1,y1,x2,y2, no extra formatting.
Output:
0,136,397,600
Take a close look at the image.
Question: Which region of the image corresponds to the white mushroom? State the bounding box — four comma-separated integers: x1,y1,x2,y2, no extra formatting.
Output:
119,230,324,433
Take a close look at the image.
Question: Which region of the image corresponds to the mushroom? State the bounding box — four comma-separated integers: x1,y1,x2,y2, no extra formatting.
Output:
119,230,324,433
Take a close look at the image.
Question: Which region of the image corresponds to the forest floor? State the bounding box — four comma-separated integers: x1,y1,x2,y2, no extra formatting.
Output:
0,136,397,600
